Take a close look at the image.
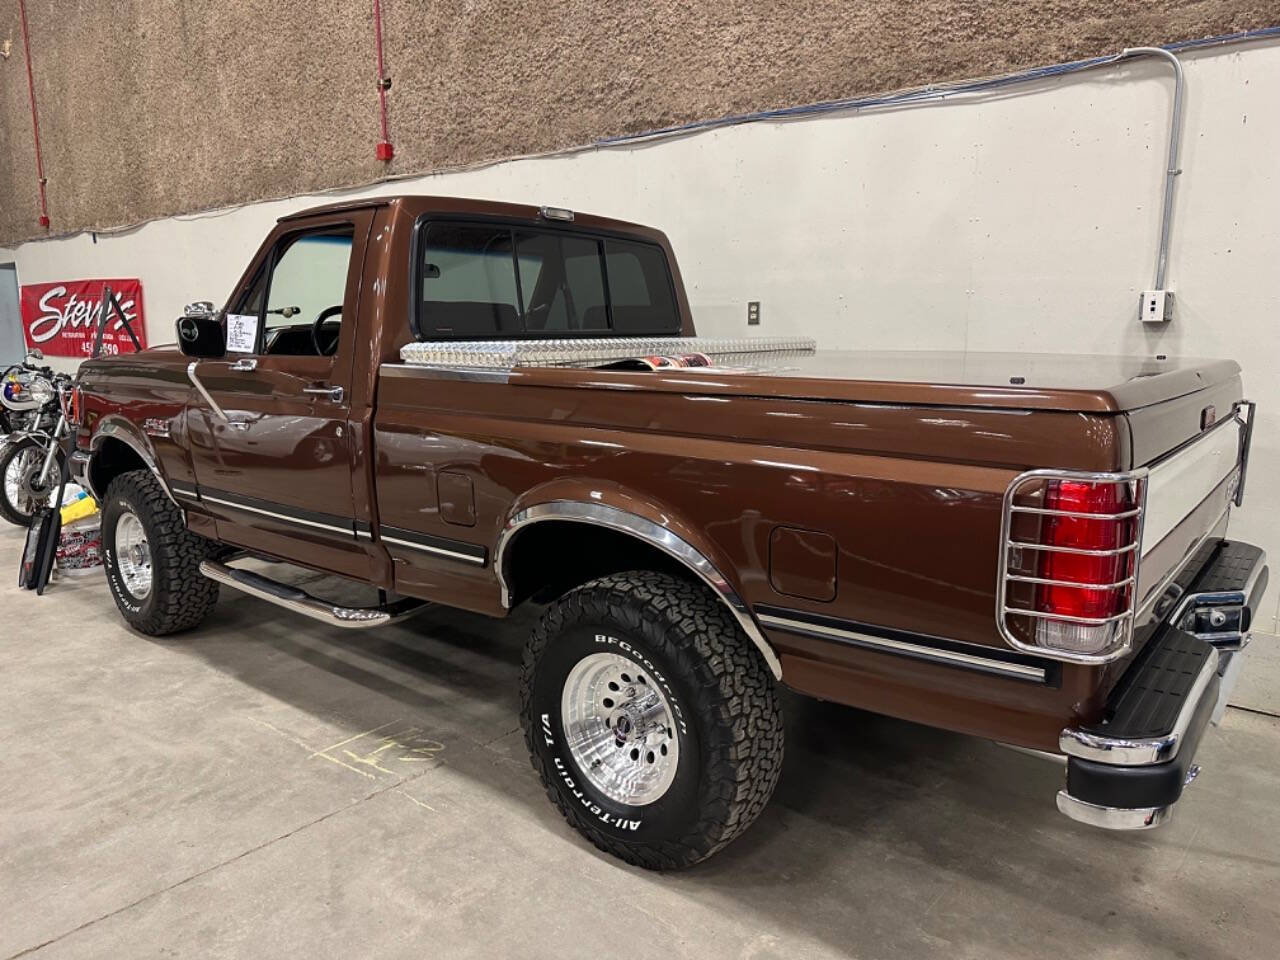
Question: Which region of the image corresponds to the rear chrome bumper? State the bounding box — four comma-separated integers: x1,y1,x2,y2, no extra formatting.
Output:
1056,540,1266,830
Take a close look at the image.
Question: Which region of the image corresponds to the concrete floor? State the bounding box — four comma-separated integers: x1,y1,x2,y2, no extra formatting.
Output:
2,525,1278,960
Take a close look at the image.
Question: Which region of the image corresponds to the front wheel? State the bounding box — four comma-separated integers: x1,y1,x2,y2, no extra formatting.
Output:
0,438,64,526
102,469,220,635
521,571,784,870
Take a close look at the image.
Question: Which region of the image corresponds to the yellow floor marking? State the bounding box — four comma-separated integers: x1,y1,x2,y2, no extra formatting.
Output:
250,716,377,780
251,716,446,783
398,790,437,813
342,749,398,777
249,717,319,753
308,720,399,758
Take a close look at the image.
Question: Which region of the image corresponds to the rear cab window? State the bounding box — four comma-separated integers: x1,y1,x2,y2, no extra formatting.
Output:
414,220,680,339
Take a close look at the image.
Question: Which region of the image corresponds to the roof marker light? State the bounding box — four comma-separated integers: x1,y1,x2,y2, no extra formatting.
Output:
539,205,575,222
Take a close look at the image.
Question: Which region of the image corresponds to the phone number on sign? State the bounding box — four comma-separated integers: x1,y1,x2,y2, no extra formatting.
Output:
80,340,121,356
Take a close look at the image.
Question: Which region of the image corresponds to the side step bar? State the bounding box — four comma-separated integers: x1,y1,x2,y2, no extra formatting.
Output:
199,560,428,629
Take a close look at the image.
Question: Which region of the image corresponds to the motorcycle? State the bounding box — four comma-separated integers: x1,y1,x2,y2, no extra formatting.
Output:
0,351,74,526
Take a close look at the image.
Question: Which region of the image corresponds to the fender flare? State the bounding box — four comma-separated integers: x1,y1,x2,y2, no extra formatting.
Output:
495,499,783,680
87,415,183,510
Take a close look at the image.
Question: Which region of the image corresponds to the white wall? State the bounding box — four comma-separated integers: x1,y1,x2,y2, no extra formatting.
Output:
3,39,1277,637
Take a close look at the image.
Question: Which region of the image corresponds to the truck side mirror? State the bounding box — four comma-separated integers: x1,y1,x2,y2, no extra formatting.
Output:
176,303,226,358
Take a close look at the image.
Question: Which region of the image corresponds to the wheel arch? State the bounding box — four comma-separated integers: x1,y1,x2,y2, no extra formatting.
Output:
496,495,782,680
87,417,181,510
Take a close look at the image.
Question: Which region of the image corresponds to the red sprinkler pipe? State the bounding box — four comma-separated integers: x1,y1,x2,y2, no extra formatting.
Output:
17,0,50,227
373,0,394,162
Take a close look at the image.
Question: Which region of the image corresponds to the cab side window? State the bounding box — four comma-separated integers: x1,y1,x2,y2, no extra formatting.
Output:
232,226,355,356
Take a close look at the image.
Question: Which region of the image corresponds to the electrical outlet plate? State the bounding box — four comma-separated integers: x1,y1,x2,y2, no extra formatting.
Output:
1139,290,1174,324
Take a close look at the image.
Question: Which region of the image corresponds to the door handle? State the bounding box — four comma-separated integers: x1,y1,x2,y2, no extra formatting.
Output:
303,385,344,403
230,358,258,372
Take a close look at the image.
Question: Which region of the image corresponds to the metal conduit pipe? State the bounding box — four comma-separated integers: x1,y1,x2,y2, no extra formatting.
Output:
16,0,50,229
1115,47,1185,290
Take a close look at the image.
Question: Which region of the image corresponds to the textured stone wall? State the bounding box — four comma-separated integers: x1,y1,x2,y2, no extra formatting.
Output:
2,0,1277,245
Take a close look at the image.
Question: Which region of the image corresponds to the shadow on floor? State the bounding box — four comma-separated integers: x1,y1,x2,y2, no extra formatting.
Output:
127,572,1272,960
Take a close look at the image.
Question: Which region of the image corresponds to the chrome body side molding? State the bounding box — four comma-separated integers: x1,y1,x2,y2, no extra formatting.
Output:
380,363,513,385
756,607,1052,683
496,501,783,680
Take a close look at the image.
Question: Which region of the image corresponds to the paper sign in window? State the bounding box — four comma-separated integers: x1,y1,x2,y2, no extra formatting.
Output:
225,314,259,353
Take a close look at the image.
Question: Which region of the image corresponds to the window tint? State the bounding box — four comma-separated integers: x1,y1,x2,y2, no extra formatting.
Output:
415,221,679,339
603,240,679,334
421,224,520,336
515,231,607,333
265,230,353,332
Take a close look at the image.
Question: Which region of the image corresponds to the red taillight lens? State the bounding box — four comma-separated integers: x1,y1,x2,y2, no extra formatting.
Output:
70,385,81,425
1001,472,1144,660
1036,480,1134,619
1029,479,1139,655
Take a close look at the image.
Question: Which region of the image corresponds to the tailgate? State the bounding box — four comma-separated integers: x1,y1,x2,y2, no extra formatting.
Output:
1129,383,1253,624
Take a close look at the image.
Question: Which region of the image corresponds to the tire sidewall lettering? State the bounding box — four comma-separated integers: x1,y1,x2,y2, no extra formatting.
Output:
103,494,152,618
103,546,143,614
530,618,703,844
592,633,688,736
541,712,642,832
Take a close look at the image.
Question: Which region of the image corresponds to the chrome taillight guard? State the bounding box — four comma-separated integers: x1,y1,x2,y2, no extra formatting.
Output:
997,469,1149,664
998,401,1252,666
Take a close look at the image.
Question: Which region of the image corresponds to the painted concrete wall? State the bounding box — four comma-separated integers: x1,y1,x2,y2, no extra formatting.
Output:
2,40,1278,673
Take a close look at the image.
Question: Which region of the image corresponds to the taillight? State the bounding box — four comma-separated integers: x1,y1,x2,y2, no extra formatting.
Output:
69,385,82,425
1034,480,1138,654
999,472,1145,662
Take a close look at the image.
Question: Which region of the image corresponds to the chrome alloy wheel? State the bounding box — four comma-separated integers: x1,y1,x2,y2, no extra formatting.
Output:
115,510,153,600
561,652,680,806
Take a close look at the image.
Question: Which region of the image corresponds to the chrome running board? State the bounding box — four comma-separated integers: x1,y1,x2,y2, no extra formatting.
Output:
199,560,428,629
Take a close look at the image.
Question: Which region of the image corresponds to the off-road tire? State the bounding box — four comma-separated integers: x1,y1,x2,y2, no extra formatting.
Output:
0,438,65,527
102,469,219,635
521,571,784,870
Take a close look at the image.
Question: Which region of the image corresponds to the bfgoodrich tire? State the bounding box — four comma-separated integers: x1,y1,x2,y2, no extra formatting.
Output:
521,571,783,870
102,469,219,635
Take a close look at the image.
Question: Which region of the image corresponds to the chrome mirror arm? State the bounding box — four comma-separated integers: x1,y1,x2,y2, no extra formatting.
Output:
187,361,229,422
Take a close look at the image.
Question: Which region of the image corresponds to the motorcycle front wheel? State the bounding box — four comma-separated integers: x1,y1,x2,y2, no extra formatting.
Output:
0,438,66,526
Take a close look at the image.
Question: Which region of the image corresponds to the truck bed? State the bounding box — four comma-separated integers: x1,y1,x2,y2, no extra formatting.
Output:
399,341,1240,416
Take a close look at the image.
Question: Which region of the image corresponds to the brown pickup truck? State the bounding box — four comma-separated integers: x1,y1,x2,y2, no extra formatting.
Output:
70,195,1266,869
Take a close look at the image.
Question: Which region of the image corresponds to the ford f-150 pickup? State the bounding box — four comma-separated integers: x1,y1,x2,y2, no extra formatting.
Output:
69,195,1266,869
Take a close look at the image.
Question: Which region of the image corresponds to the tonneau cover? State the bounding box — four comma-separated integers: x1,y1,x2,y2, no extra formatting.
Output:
399,338,1240,414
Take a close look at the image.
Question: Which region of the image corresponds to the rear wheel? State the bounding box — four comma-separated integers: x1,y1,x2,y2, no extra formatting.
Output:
102,469,220,635
0,438,64,526
521,571,784,869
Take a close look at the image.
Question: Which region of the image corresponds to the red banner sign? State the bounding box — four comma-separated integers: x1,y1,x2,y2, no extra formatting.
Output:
19,278,147,357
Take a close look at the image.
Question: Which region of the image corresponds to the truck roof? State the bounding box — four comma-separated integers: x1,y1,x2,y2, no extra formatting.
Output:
279,195,669,243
